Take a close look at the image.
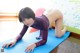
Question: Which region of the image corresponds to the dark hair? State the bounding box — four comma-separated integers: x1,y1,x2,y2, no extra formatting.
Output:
19,7,35,22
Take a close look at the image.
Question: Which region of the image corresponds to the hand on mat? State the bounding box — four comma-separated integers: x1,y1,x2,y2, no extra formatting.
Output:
25,43,36,53
2,39,17,48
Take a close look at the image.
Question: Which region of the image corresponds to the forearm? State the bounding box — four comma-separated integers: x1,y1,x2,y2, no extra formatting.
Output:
16,25,28,42
35,40,47,47
35,30,48,47
15,34,23,42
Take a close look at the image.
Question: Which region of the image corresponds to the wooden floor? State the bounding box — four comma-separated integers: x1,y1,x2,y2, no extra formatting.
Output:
0,16,80,53
57,38,80,53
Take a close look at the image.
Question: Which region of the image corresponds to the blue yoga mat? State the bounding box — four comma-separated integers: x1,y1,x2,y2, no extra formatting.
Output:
0,29,70,53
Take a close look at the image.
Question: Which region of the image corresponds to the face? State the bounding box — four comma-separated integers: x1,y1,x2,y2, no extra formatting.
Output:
23,18,35,26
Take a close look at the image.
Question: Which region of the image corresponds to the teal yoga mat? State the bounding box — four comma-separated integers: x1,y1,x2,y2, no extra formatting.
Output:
0,29,70,53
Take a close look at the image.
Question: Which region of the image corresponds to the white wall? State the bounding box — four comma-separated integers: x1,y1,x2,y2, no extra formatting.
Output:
0,0,80,29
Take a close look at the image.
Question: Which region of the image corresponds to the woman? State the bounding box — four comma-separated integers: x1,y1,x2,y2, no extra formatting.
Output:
2,7,66,53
